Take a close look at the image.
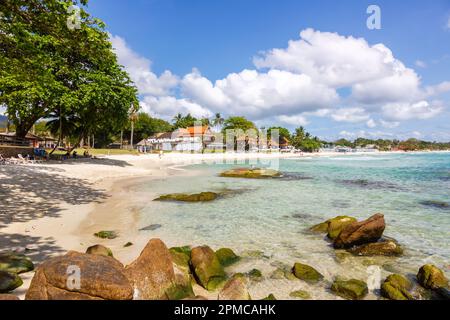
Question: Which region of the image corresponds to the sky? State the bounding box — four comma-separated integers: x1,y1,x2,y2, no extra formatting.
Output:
87,1,450,141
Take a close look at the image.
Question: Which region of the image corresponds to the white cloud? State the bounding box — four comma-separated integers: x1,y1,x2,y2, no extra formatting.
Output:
415,60,427,68
366,119,377,128
379,120,400,129
447,15,450,30
331,108,370,123
111,35,179,96
277,114,309,126
382,100,444,121
425,81,450,97
140,96,213,119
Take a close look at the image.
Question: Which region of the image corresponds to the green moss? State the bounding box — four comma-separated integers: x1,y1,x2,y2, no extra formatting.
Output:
247,269,263,282
310,222,329,233
289,290,311,299
262,294,277,300
206,276,227,291
270,268,286,280
348,240,404,256
417,264,449,289
0,271,23,293
93,231,118,239
165,283,195,300
381,274,414,300
327,216,357,240
170,246,192,257
293,263,323,284
155,192,219,202
216,248,240,267
194,257,226,290
123,242,133,248
170,250,191,270
0,253,34,274
331,279,368,300
220,168,281,179
241,250,265,259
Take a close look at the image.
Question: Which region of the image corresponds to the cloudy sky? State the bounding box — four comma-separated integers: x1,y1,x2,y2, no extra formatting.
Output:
88,0,450,141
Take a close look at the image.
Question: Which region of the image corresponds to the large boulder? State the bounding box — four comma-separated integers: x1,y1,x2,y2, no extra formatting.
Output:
333,214,385,249
0,252,34,274
417,264,449,290
216,248,240,267
331,278,368,300
86,245,113,257
26,251,132,300
125,239,178,300
191,246,226,291
0,271,23,293
218,275,250,300
381,274,414,300
310,216,357,234
348,239,403,256
155,192,218,202
292,263,323,284
220,168,281,179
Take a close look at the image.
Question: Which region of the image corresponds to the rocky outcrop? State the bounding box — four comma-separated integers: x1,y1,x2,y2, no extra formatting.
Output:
331,278,368,300
348,239,403,256
218,275,250,300
191,246,226,291
0,252,34,274
86,245,113,257
26,251,132,300
333,214,385,249
215,248,240,267
155,192,219,202
310,216,357,235
381,274,414,300
220,168,281,179
417,264,449,290
292,263,323,284
0,271,23,293
125,239,177,300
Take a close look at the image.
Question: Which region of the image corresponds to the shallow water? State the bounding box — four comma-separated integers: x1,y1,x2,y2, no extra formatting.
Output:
137,153,450,299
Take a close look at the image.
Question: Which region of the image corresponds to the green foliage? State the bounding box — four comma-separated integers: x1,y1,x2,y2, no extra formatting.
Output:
222,116,256,132
291,126,322,152
267,126,291,142
124,112,172,142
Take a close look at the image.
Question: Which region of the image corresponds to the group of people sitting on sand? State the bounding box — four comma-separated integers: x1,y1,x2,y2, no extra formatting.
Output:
0,148,93,165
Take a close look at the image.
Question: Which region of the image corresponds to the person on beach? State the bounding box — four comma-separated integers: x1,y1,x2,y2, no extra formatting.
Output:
159,150,163,159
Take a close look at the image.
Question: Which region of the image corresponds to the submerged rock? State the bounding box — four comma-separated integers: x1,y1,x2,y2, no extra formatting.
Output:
417,264,449,290
218,275,250,300
247,269,263,282
331,278,368,300
333,214,385,249
139,224,162,231
292,263,323,284
289,290,311,299
86,245,113,257
215,248,240,267
381,274,414,300
420,200,450,210
348,239,403,256
0,252,34,274
220,168,282,179
26,251,132,300
155,192,218,202
94,231,118,240
191,246,226,291
0,271,23,293
124,242,133,248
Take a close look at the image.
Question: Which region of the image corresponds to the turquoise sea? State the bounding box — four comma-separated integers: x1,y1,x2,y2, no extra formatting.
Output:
138,153,450,299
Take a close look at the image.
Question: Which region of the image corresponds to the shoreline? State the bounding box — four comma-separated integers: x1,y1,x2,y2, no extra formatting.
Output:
1,150,448,299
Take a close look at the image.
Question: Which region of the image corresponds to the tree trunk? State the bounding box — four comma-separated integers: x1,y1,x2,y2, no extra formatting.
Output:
120,130,123,149
130,121,134,149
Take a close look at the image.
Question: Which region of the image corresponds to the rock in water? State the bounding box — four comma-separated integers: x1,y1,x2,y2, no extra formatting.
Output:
218,275,250,300
417,264,449,290
331,279,368,300
348,239,403,256
0,294,20,300
94,231,118,240
381,274,414,300
26,251,132,300
86,245,113,257
220,168,281,179
125,239,177,300
0,271,23,293
333,214,385,249
289,290,311,299
0,252,34,274
292,263,323,284
215,248,240,267
309,216,357,236
155,192,218,202
191,246,226,291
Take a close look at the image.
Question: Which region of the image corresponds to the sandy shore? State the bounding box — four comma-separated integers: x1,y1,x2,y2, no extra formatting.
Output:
1,150,447,298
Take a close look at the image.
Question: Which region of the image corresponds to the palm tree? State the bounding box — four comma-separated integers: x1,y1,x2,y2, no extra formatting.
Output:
173,113,183,124
212,113,224,132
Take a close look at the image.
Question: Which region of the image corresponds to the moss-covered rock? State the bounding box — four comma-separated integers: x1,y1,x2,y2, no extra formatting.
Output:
262,294,277,300
86,245,113,257
289,290,311,299
310,216,357,237
170,246,191,271
293,263,323,284
155,192,219,202
220,168,281,179
417,264,449,289
381,274,414,300
94,231,118,239
331,279,368,300
0,252,34,274
241,250,265,259
191,246,226,291
270,268,286,280
348,239,403,256
0,271,23,293
247,269,263,282
216,248,240,267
